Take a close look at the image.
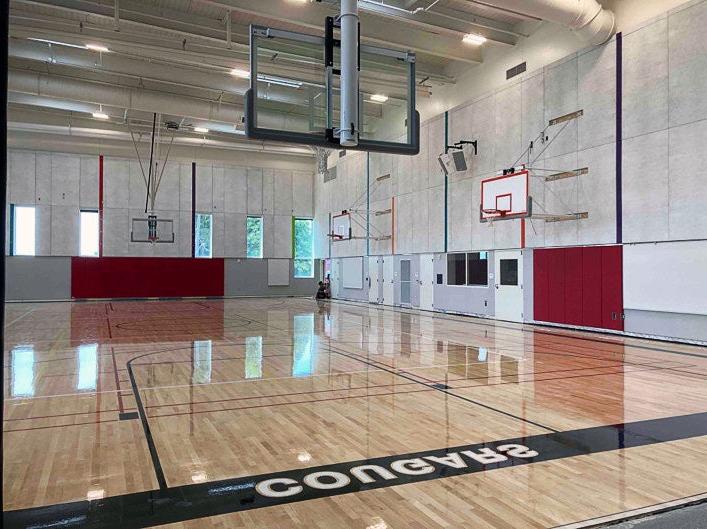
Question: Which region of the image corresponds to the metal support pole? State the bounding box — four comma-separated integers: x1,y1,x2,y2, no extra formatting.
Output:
226,10,232,49
114,0,120,30
339,0,359,147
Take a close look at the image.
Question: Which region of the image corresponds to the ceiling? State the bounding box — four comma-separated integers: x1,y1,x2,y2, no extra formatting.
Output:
7,0,537,158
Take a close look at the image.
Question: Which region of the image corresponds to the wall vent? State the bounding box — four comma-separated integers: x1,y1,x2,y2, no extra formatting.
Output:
506,62,527,80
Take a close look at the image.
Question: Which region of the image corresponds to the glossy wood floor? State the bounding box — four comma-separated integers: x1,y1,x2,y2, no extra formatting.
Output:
3,298,707,528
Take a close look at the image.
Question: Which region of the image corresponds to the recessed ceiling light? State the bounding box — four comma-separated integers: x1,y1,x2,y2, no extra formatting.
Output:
85,44,110,52
230,68,250,78
92,111,109,120
194,127,209,133
86,489,105,501
370,94,388,103
463,33,486,45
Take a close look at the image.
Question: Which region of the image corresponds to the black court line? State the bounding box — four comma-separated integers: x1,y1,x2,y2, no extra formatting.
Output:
326,298,707,359
328,343,561,433
4,412,707,529
126,356,168,490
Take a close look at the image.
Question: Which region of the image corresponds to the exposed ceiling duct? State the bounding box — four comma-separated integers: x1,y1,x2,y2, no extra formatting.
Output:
7,69,313,133
476,0,615,45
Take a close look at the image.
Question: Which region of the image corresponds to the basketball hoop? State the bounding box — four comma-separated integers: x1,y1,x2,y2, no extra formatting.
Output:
481,208,510,217
327,233,345,242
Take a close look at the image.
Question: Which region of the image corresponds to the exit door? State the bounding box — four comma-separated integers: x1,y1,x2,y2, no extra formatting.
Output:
381,257,394,306
494,250,523,322
368,256,380,303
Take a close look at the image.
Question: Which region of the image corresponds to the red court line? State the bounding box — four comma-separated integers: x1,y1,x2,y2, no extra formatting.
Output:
3,418,122,433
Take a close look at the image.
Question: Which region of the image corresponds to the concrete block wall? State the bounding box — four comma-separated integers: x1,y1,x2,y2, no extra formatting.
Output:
6,150,314,258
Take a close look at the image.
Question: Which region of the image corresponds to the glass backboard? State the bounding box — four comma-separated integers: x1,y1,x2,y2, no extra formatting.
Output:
245,23,419,155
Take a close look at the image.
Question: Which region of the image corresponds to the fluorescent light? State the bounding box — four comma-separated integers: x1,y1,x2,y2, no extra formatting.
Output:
194,127,209,133
92,111,109,120
230,68,250,78
257,74,302,88
28,38,86,49
370,94,388,103
85,43,110,52
86,489,105,501
463,33,487,45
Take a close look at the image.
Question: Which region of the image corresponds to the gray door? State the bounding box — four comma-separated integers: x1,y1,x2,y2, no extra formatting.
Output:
400,259,411,305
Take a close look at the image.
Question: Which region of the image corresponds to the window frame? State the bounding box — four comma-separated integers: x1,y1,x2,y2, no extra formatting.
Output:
10,204,36,256
80,209,100,257
466,251,489,287
246,216,264,259
194,212,213,259
292,217,314,279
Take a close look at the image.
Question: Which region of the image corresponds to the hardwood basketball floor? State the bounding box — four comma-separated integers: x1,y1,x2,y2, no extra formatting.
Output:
3,298,707,528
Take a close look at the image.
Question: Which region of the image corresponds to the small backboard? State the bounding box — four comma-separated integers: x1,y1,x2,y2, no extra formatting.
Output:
331,212,352,241
131,216,175,243
245,22,419,155
480,170,531,222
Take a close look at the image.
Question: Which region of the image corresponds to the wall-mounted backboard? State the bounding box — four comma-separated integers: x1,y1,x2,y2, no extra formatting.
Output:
331,212,352,241
480,171,530,222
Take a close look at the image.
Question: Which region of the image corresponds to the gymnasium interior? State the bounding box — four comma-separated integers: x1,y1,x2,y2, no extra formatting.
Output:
2,1,707,528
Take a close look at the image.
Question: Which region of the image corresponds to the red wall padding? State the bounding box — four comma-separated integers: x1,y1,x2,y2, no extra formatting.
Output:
71,257,224,299
533,246,623,331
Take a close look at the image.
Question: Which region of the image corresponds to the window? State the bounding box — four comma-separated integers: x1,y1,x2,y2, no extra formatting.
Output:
467,252,488,286
293,218,314,278
500,259,519,285
246,216,263,258
80,210,99,257
447,253,466,285
11,205,35,256
194,213,212,258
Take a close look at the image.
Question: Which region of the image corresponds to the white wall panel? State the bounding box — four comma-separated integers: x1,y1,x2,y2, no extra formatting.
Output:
224,213,247,258
212,166,225,213
578,41,616,151
102,208,129,256
624,241,707,315
273,215,292,259
51,154,80,206
80,156,99,209
49,210,77,257
292,170,313,217
668,0,707,127
577,142,616,244
668,118,707,240
9,150,35,205
224,166,248,214
154,162,180,211
247,168,263,215
268,259,290,286
543,56,579,160
342,257,364,289
196,164,213,212
35,153,52,206
262,168,274,214
273,169,293,215
623,17,668,139
104,158,130,208
35,205,52,256
622,130,669,242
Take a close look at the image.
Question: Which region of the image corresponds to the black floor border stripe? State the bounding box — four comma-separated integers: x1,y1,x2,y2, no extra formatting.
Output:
4,412,707,529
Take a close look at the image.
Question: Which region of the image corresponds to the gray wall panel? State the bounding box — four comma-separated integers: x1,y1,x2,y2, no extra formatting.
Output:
625,309,707,343
6,256,71,300
224,258,319,297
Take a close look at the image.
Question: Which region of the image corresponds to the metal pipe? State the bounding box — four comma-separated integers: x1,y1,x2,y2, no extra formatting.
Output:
339,0,359,147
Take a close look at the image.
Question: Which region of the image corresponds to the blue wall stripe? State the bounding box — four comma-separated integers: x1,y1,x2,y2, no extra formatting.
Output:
616,32,623,244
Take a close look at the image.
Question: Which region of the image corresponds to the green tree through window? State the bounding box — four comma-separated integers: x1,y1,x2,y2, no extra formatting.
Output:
293,218,313,278
246,216,263,258
194,213,212,258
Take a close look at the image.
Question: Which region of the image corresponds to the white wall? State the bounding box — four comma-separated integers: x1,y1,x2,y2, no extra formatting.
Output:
6,149,314,258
